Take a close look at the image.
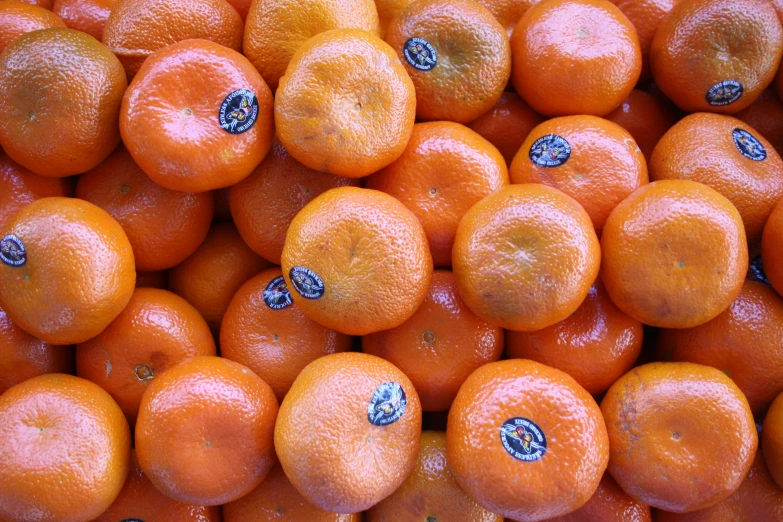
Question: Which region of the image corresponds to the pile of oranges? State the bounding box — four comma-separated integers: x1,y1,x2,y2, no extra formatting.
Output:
2,0,783,519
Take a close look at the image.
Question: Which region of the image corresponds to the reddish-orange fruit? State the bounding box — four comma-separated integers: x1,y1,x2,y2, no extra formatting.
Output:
609,0,678,80
17,0,53,9
135,270,166,289
605,89,680,162
52,0,114,41
225,0,251,19
477,0,541,36
763,198,783,296
511,0,641,117
0,1,65,53
376,0,413,35
447,359,609,520
366,121,509,267
0,374,131,521
764,392,783,490
735,89,783,157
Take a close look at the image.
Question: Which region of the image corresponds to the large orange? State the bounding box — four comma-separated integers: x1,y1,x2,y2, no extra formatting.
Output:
52,0,114,41
275,352,422,513
601,180,748,328
281,187,432,336
447,359,609,520
735,89,783,158
385,0,510,123
452,183,600,331
366,121,509,267
602,362,757,512
605,89,680,163
0,374,130,521
275,29,415,178
763,198,783,296
764,392,783,489
0,0,64,53
511,0,641,117
609,0,678,80
0,28,126,177
0,197,135,345
136,356,278,506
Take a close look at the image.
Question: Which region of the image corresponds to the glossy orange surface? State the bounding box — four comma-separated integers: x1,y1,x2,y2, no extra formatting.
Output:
0,1,64,53
605,89,680,163
52,0,114,41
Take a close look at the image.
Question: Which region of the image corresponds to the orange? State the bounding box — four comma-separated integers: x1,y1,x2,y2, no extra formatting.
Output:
366,121,509,267
609,0,678,80
103,0,243,79
169,222,268,333
244,0,380,92
763,198,783,296
52,0,114,41
605,89,681,163
225,0,251,20
275,29,415,178
649,113,783,245
275,352,422,513
659,280,783,417
229,137,360,265
77,287,216,424
385,0,511,123
735,89,783,158
376,0,413,36
220,267,352,402
467,92,544,166
510,115,648,234
0,374,130,521
447,359,609,520
0,303,73,395
367,431,503,521
452,183,601,331
506,280,643,396
602,362,757,512
121,39,274,193
223,463,361,522
0,28,126,178
136,356,278,506
764,392,783,489
281,187,432,336
363,270,504,411
650,0,783,114
0,197,135,345
0,0,64,53
476,0,541,36
17,0,52,8
601,180,748,328
511,0,641,117
135,270,167,289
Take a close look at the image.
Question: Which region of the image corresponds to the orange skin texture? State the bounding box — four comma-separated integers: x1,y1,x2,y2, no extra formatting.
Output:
16,0,53,9
244,0,380,92
601,180,748,329
103,0,243,79
659,280,783,417
275,352,422,513
0,374,131,521
76,287,216,425
52,0,114,41
446,359,609,520
136,270,167,289
223,463,361,522
609,0,677,80
366,121,510,267
363,270,504,411
385,0,511,123
0,28,126,178
0,1,65,53
169,222,268,334
764,392,783,490
121,39,273,193
376,0,413,36
367,431,503,522
452,183,601,331
220,268,352,402
510,115,648,235
0,303,73,394
467,92,545,166
601,362,757,513
76,146,214,271
476,0,542,36
275,29,415,178
650,0,783,114
281,187,433,336
511,0,641,117
0,197,136,345
136,356,279,506
650,113,783,246
229,137,360,265
605,89,681,163
506,281,643,396
763,198,783,297
735,89,783,158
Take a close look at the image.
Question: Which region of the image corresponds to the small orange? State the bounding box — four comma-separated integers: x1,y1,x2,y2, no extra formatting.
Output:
0,0,65,53
121,39,274,193
650,0,783,113
135,270,167,289
136,356,278,506
605,89,680,162
764,392,783,490
735,89,783,158
763,198,783,296
376,0,413,36
281,187,432,336
275,29,415,178
447,359,609,520
609,0,678,80
275,352,422,513
476,0,541,36
0,374,131,521
602,362,757,512
220,267,352,402
452,183,601,331
52,0,114,41
385,0,511,123
601,180,748,328
511,0,641,117
366,121,509,267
